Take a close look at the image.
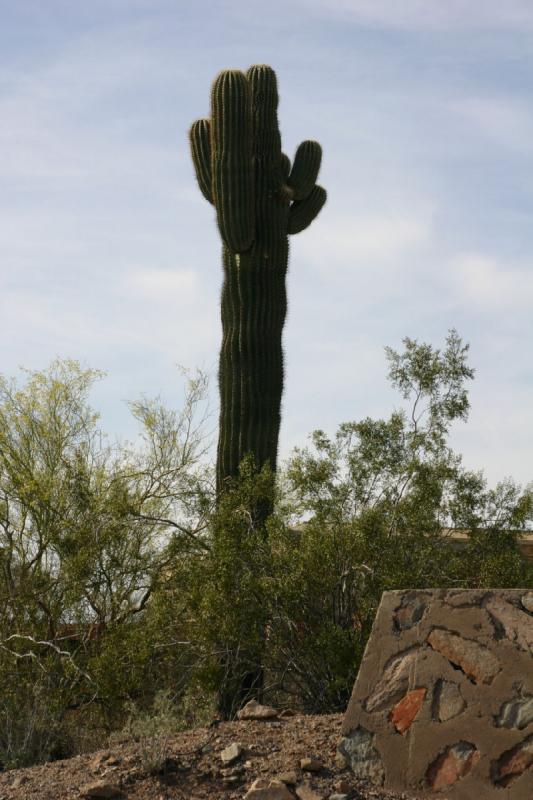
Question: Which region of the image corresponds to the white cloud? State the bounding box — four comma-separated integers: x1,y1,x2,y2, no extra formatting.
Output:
0,262,218,372
287,0,533,30
0,25,192,188
452,96,533,154
296,212,432,273
451,388,533,487
451,253,533,312
1,289,141,353
127,267,200,300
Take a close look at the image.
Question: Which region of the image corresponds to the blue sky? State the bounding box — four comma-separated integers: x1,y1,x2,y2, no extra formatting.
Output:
1,0,533,487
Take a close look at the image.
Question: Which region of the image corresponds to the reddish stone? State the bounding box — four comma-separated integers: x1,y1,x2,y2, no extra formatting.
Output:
427,628,500,684
493,734,533,787
390,688,427,734
426,741,479,790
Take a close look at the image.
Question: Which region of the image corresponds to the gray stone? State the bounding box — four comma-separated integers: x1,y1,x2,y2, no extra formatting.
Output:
486,597,533,652
336,726,385,786
220,741,244,765
364,647,419,712
394,593,428,630
433,679,466,722
237,699,279,720
495,694,533,730
521,591,533,613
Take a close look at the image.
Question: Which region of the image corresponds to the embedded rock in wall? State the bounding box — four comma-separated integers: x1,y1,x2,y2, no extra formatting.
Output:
338,589,533,799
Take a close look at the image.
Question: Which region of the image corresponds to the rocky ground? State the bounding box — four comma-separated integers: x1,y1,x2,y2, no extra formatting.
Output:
0,703,417,800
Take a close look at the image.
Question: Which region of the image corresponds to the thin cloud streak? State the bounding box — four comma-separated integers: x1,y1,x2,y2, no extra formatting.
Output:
284,0,533,30
1,1,532,490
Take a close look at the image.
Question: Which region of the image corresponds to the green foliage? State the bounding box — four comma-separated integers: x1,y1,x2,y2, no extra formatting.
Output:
0,663,67,768
0,359,216,766
109,689,181,775
264,516,370,711
184,453,276,718
176,334,530,714
259,330,532,708
0,333,530,764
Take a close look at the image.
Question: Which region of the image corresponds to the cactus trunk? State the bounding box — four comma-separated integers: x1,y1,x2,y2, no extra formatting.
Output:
189,63,326,714
217,237,288,521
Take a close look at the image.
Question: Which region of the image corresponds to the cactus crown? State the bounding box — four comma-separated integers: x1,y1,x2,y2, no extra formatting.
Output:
189,63,326,252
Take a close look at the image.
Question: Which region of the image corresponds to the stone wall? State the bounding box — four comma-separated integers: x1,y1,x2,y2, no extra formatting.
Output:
337,589,533,799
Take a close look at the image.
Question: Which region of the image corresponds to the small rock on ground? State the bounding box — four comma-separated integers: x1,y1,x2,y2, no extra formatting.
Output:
300,757,323,772
237,699,279,720
244,778,295,799
80,780,123,798
220,741,244,765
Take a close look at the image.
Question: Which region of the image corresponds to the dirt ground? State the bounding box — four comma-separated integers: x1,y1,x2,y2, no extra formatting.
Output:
0,712,417,800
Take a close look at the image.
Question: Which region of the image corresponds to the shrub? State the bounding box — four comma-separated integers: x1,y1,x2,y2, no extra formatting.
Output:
108,689,177,774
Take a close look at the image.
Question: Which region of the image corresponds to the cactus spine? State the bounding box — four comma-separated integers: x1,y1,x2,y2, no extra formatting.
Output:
190,64,326,513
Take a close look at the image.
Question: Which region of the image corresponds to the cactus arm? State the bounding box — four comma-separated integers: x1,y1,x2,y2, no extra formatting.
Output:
287,140,322,201
189,119,213,204
288,185,327,234
211,70,255,252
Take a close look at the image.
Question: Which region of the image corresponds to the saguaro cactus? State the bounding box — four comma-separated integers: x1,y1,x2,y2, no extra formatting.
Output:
189,64,326,514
